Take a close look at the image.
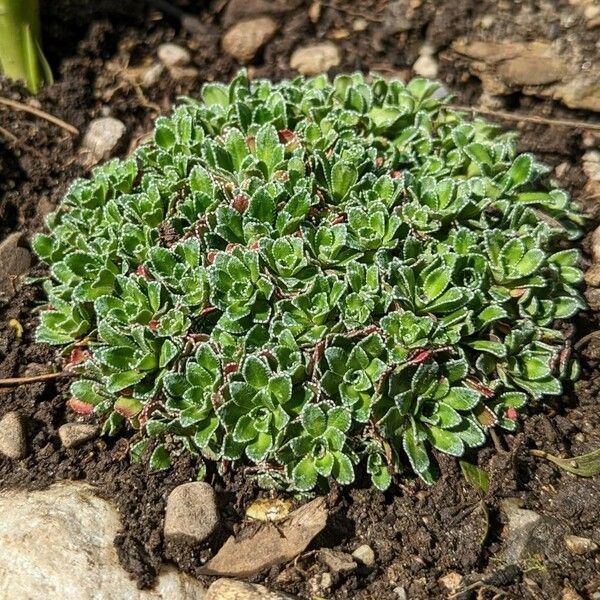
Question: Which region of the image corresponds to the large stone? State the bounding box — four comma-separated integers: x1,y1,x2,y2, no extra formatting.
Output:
205,579,300,599
0,411,27,459
81,117,127,164
0,233,32,296
290,42,341,76
200,497,328,577
498,55,566,86
222,17,278,63
554,76,600,112
499,498,564,564
0,482,206,599
164,482,220,544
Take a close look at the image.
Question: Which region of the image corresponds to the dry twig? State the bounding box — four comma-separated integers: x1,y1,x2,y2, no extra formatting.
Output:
0,97,79,136
0,372,73,386
448,104,600,132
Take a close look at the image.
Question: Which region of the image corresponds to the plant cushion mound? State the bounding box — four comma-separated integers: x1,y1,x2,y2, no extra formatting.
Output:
33,71,585,490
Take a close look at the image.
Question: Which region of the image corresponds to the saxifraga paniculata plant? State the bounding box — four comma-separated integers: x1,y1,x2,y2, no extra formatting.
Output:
33,71,585,491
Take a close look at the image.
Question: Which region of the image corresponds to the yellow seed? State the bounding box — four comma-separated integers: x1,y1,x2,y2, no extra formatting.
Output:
8,319,23,339
245,498,292,522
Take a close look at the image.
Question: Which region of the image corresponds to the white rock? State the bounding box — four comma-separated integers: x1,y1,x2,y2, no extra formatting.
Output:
164,482,219,544
0,482,207,599
81,117,127,164
352,544,375,566
0,411,27,459
205,578,299,599
58,423,100,449
157,43,191,68
290,42,341,75
222,17,278,63
413,54,438,79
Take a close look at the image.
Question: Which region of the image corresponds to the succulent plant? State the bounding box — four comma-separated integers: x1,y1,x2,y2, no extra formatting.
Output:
33,71,584,490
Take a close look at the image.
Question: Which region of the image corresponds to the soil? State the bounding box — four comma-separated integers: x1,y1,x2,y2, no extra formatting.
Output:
1,1,599,599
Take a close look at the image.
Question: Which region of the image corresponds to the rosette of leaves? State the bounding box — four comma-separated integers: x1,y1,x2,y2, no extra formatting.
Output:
34,70,584,490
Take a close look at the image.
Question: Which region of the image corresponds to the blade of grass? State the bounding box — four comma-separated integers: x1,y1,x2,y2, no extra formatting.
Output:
529,447,600,477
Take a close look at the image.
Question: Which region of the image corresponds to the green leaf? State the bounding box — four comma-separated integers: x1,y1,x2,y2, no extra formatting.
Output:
243,356,270,388
246,432,273,462
423,266,450,301
443,387,480,411
529,447,600,477
459,460,490,495
292,457,318,491
427,426,464,457
149,444,172,470
332,451,355,485
403,428,430,474
331,161,358,202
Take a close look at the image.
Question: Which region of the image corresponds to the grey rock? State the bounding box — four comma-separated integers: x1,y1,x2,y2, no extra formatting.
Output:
222,17,278,63
500,498,563,564
0,233,32,296
81,117,127,164
164,482,219,544
205,578,299,599
319,548,357,574
157,43,191,68
290,42,341,75
564,534,598,556
0,482,207,599
0,411,27,459
351,544,375,567
58,423,100,449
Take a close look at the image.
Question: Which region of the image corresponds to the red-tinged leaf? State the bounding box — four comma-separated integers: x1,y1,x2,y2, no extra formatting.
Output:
114,397,143,418
224,362,239,375
68,347,90,366
474,404,498,429
277,129,295,144
148,319,159,330
136,264,149,278
409,349,432,364
506,407,519,421
68,397,94,414
231,194,249,213
207,251,217,264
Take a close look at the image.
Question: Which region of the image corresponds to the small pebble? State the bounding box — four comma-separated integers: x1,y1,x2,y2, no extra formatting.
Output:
564,534,598,556
58,423,100,449
0,411,27,459
81,117,127,164
352,544,375,567
222,17,278,63
439,571,464,592
164,482,220,544
157,43,191,68
413,54,438,79
290,42,341,76
394,586,408,600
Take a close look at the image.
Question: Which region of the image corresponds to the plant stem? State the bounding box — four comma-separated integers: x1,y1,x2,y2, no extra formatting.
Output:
0,0,53,93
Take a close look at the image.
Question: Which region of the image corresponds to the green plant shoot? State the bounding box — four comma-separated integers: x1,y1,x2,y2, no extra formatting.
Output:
0,0,53,93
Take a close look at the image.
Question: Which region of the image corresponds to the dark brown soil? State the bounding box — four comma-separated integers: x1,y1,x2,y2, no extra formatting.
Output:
1,1,599,599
